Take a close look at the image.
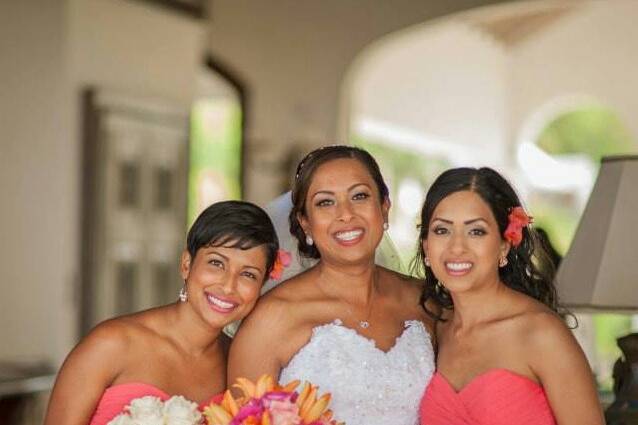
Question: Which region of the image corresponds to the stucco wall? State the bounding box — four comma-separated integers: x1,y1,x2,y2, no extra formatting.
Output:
0,0,73,366
0,0,511,367
348,21,509,166
207,0,506,204
511,0,638,145
0,0,205,366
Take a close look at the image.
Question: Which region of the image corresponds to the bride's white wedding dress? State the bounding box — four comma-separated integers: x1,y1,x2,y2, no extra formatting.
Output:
279,319,435,425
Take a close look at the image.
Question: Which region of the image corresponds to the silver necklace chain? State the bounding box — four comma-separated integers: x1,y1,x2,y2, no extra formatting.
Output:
352,288,375,329
319,272,378,329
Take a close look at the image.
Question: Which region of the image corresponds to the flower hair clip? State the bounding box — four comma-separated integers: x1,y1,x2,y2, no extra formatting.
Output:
269,249,292,280
504,206,533,247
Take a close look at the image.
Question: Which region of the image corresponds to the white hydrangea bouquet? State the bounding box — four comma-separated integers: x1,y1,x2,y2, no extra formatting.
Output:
107,394,203,425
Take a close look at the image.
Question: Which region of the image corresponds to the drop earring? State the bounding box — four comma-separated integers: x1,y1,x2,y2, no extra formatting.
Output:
424,257,431,267
178,283,188,302
305,235,314,246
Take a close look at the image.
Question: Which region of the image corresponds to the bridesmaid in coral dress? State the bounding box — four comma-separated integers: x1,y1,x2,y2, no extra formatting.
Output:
415,168,605,425
44,201,280,425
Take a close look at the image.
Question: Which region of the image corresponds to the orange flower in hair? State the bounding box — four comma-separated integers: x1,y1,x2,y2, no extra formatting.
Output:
504,206,532,247
269,249,292,280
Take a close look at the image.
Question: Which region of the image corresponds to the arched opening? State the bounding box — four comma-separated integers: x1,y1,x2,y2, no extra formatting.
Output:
342,0,580,265
341,0,638,396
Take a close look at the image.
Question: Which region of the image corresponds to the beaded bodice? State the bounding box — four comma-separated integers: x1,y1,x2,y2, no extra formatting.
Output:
279,319,435,425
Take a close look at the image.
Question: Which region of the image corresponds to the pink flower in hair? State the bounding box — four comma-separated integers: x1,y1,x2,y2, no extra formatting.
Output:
503,206,532,247
269,249,292,280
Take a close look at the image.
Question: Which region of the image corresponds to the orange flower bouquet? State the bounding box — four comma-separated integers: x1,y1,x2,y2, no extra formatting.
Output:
203,375,343,425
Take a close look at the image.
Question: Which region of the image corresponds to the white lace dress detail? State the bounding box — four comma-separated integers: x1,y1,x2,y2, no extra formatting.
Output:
279,319,435,425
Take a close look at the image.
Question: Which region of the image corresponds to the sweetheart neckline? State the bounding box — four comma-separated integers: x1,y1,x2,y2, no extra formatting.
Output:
103,382,220,406
315,319,430,355
434,368,541,394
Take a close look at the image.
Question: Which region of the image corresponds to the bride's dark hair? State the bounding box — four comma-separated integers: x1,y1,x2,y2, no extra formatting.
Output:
413,167,563,320
289,145,389,259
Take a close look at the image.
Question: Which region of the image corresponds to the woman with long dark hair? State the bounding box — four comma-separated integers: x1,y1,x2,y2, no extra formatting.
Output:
417,167,603,425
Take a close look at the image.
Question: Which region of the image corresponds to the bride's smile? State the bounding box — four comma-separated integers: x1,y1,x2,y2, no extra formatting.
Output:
229,146,436,425
299,157,390,267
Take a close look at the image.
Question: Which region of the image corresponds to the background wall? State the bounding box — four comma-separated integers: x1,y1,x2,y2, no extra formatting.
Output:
0,0,73,366
511,0,638,143
207,0,506,204
348,22,508,165
1,0,509,369
0,0,205,366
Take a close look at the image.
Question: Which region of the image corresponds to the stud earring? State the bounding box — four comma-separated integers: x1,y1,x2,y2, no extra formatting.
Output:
305,235,314,246
383,222,389,231
178,283,188,302
499,256,508,267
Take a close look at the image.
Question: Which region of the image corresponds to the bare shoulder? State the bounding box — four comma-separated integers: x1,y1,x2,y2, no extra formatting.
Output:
77,309,166,358
378,267,437,333
510,302,603,423
235,275,309,341
228,273,318,382
44,312,166,425
54,315,141,387
378,267,422,295
521,308,575,349
505,300,582,369
78,317,134,358
267,267,319,300
239,290,293,334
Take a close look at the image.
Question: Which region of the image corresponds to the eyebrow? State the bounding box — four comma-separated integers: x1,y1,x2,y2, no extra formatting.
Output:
205,249,229,261
243,266,263,273
205,249,264,273
311,183,371,198
431,217,489,225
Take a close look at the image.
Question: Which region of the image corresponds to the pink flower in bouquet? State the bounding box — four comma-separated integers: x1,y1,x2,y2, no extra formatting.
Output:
203,375,342,425
230,399,264,425
266,397,301,425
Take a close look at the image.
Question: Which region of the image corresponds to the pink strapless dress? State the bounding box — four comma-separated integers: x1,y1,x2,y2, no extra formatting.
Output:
89,382,223,425
420,369,557,425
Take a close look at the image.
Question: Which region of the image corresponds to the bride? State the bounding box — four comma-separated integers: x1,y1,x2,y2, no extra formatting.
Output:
228,145,436,425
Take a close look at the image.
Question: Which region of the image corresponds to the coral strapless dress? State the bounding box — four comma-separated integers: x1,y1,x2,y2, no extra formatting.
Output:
420,369,557,425
89,382,223,425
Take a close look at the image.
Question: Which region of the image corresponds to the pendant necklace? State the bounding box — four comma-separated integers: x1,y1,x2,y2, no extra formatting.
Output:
322,271,377,329
357,286,375,329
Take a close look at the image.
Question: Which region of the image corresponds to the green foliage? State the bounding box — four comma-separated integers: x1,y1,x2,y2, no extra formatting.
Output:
593,314,633,391
188,99,242,226
537,107,635,162
530,200,578,255
532,106,636,392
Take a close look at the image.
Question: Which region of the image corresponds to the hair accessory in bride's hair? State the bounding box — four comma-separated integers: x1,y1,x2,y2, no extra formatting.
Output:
269,249,292,280
504,206,533,247
294,144,350,181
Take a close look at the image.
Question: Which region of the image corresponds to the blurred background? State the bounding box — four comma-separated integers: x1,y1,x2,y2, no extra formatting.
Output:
1,0,637,423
